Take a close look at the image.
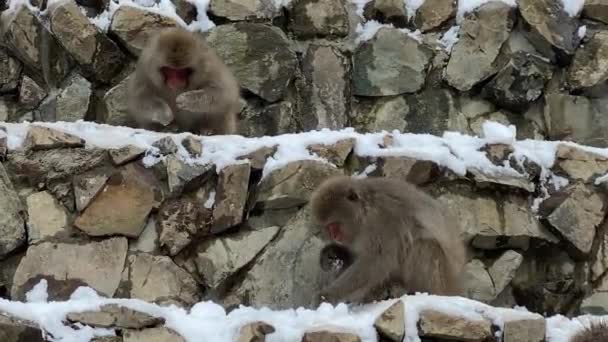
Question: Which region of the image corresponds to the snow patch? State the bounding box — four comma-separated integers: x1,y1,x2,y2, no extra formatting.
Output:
560,0,584,17
577,25,587,39
350,0,372,17
204,190,216,209
25,279,48,303
438,25,460,52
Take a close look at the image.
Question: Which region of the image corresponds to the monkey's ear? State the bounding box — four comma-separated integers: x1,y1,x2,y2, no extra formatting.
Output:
346,188,359,202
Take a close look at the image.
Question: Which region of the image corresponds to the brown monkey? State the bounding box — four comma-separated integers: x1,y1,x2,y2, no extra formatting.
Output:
310,175,467,304
570,320,608,342
127,27,240,135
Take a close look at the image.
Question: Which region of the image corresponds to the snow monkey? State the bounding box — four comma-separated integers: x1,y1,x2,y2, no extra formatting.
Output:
310,175,467,304
127,27,241,135
570,321,608,342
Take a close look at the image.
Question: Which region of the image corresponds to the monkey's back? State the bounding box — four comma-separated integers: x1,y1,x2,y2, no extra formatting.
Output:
571,321,608,342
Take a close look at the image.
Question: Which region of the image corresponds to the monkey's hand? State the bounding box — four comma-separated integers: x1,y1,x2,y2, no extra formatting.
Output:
176,89,213,112
141,97,173,127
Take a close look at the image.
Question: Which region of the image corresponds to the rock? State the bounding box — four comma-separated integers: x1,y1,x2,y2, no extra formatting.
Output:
0,48,22,93
379,157,439,185
211,163,251,233
414,0,456,32
288,0,349,39
308,139,355,167
52,72,92,122
74,164,158,238
583,0,608,24
444,2,515,91
158,195,212,256
209,0,279,20
103,75,132,126
11,237,128,300
0,131,6,159
362,0,407,27
403,88,455,135
206,23,297,102
568,30,608,89
580,291,608,315
173,0,197,23
109,145,146,165
109,6,179,55
0,313,45,342
1,6,72,88
373,301,405,342
469,169,535,192
545,184,605,255
130,217,159,253
237,145,277,170
18,76,47,110
464,259,496,302
26,191,69,244
48,0,125,83
544,94,608,147
123,327,185,342
247,207,299,230
191,226,279,289
165,156,213,194
502,318,546,342
555,144,608,182
301,331,361,342
240,100,297,137
356,96,409,132
353,27,433,96
489,250,524,296
23,126,84,151
418,310,493,341
0,163,25,259
6,148,108,183
231,206,331,309
67,304,163,329
123,253,200,306
255,160,340,209
236,321,275,342
152,137,179,155
300,45,350,130
73,171,110,212
482,51,553,111
181,136,203,157
518,0,579,61
92,337,122,342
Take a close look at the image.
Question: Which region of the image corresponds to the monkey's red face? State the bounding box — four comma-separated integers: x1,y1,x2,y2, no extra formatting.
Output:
326,222,345,243
161,66,193,91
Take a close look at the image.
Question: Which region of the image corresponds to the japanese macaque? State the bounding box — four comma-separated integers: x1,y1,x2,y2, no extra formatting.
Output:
570,321,608,342
310,175,467,304
127,27,241,135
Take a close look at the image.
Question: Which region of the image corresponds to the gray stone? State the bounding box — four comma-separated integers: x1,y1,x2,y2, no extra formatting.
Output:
109,6,179,55
0,313,45,342
502,318,546,342
181,136,203,157
418,310,493,341
308,139,355,167
583,0,608,24
353,27,433,96
256,160,340,209
444,2,515,91
288,0,350,39
568,30,608,90
209,0,279,20
109,145,146,165
545,184,605,255
236,321,275,342
363,96,409,132
130,217,159,253
1,6,72,88
26,191,69,244
581,291,608,315
300,45,350,131
48,0,125,83
73,171,110,212
211,163,251,233
191,226,279,288
173,0,197,23
74,164,157,238
414,0,456,32
302,331,361,342
54,72,92,122
165,156,213,194
464,259,496,302
11,237,128,300
239,100,297,137
379,157,439,185
518,0,580,60
362,0,407,27
0,48,22,93
0,163,25,258
206,23,297,102
483,51,553,112
18,76,46,110
23,126,84,151
237,145,277,170
373,301,405,342
123,327,185,342
104,75,132,126
402,88,454,135
469,169,535,192
67,304,163,328
152,136,179,155
489,250,524,296
123,253,200,306
544,93,608,147
556,144,608,182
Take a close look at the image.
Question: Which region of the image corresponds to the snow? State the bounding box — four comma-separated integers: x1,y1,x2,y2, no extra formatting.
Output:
404,0,426,18
438,25,460,52
578,25,587,39
25,279,48,303
560,0,584,17
204,190,216,209
350,0,372,17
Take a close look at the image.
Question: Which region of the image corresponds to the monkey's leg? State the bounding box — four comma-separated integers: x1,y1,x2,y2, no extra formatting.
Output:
320,258,386,304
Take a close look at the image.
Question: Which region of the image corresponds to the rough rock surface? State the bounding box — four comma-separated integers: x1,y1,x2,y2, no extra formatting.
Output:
67,304,163,329
0,163,26,258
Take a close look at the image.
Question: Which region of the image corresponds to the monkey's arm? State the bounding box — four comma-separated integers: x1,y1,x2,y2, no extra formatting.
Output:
127,83,174,128
320,256,386,304
175,85,236,115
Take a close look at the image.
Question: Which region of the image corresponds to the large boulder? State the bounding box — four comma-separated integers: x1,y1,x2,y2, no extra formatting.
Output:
0,163,25,258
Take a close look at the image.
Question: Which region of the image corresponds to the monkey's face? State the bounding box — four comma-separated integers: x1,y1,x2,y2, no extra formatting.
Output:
154,29,199,91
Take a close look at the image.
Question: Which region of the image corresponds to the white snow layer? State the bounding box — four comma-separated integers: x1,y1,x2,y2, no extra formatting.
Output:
3,279,599,342
560,0,585,17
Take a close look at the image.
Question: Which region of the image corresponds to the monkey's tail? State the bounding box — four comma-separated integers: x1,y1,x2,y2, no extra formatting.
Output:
570,320,608,342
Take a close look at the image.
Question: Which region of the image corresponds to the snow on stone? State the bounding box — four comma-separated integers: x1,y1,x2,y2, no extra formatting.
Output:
350,0,372,17
438,25,460,52
560,0,584,17
481,120,516,145
456,0,516,22
204,190,216,209
577,25,587,39
404,0,426,18
25,279,49,303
